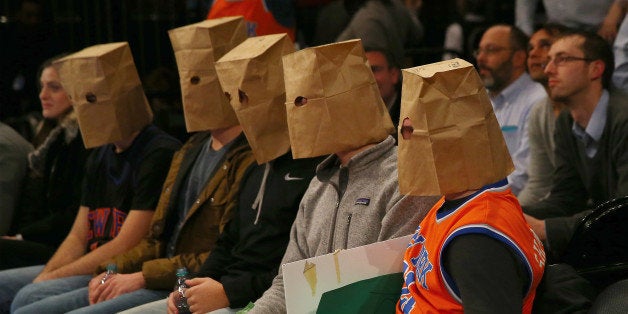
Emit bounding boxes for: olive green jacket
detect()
[96,131,254,289]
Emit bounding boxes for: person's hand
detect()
[167,291,178,314]
[33,271,54,283]
[1,235,22,240]
[90,272,145,304]
[88,272,106,304]
[524,214,547,241]
[186,277,229,314]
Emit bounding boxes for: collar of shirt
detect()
[571,89,609,157]
[490,73,533,109]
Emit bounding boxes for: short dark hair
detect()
[558,29,614,88]
[508,25,529,52]
[537,23,570,39]
[364,46,399,69]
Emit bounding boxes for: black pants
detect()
[0,239,55,270]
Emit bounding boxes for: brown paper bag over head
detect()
[168,16,247,132]
[282,39,394,159]
[397,58,514,196]
[215,34,294,164]
[54,42,153,149]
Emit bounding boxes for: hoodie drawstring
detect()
[252,163,271,225]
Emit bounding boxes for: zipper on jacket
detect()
[343,213,352,248]
[327,199,340,252]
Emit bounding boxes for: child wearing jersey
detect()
[396,59,546,313]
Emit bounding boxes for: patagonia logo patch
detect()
[355,198,370,206]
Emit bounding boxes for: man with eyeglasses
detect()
[523,29,628,262]
[475,24,547,196]
[517,23,569,207]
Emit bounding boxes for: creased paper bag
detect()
[215,33,294,164]
[282,39,394,159]
[54,42,153,149]
[168,16,247,132]
[397,58,514,196]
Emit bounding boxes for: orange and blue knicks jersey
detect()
[207,0,295,41]
[397,179,546,314]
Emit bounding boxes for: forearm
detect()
[602,1,626,30]
[42,234,140,280]
[141,252,210,290]
[40,233,86,276]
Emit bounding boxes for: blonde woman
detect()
[0,56,90,270]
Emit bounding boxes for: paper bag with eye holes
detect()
[168,16,247,132]
[215,33,294,164]
[282,39,394,159]
[397,58,514,196]
[54,42,153,149]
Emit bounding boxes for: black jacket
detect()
[196,152,322,308]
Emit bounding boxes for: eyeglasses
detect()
[547,55,594,67]
[473,46,511,58]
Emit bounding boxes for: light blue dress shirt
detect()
[490,73,547,195]
[572,90,609,158]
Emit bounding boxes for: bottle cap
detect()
[176,267,188,277]
[106,263,117,272]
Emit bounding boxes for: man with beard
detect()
[475,24,547,196]
[517,23,569,207]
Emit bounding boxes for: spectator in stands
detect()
[337,0,424,67]
[612,1,628,89]
[207,0,296,41]
[7,20,255,314]
[122,33,322,314]
[0,42,181,313]
[523,30,628,260]
[515,0,625,42]
[475,24,547,196]
[365,46,401,135]
[396,59,545,314]
[0,122,32,235]
[248,39,439,314]
[517,23,569,207]
[0,57,90,270]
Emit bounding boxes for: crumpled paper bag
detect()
[397,58,514,196]
[168,16,247,131]
[282,39,394,159]
[54,42,153,148]
[215,33,294,164]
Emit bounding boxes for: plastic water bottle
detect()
[100,263,117,284]
[174,267,191,314]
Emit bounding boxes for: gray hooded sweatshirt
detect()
[250,136,439,313]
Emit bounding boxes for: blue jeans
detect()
[0,265,43,313]
[14,286,170,314]
[11,274,91,313]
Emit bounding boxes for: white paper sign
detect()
[282,235,411,314]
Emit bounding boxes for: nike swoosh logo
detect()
[284,173,304,181]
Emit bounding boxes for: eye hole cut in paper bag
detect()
[282,39,394,159]
[397,58,514,196]
[54,42,153,149]
[168,16,247,132]
[215,33,295,164]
